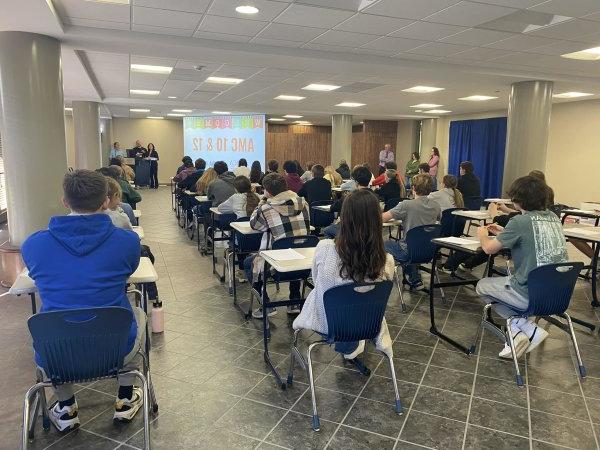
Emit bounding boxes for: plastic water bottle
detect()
[151,301,164,333]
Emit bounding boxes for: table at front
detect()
[258,247,316,389]
[562,209,600,227]
[564,224,600,309]
[229,221,261,307]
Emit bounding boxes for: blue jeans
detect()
[243,255,300,299]
[323,223,339,239]
[385,241,421,285]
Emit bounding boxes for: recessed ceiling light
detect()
[275,95,305,101]
[64,107,73,111]
[295,121,313,125]
[168,96,177,99]
[283,114,303,118]
[147,116,164,119]
[172,109,192,113]
[414,110,423,113]
[130,89,159,96]
[302,83,341,91]
[130,64,172,74]
[553,92,593,98]
[336,102,365,107]
[410,103,443,108]
[130,108,151,112]
[84,0,129,4]
[424,109,452,114]
[205,76,244,85]
[268,118,286,121]
[402,86,445,93]
[212,111,231,115]
[359,121,364,124]
[167,113,185,117]
[235,5,259,14]
[562,46,600,61]
[459,95,498,101]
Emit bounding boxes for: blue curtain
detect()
[448,117,507,198]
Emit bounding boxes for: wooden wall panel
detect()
[266,124,331,169]
[352,120,398,173]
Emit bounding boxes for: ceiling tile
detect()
[198,15,267,37]
[132,24,193,36]
[213,64,265,78]
[362,0,462,20]
[439,27,515,45]
[256,23,326,42]
[132,6,202,29]
[303,42,356,52]
[54,0,129,22]
[360,36,429,51]
[334,13,413,35]
[390,21,467,40]
[407,42,473,56]
[133,0,210,13]
[296,0,366,11]
[193,31,252,42]
[584,11,600,22]
[450,46,514,60]
[186,91,220,101]
[475,0,545,6]
[131,56,177,66]
[66,17,130,30]
[524,40,595,55]
[250,37,303,48]
[130,72,168,89]
[527,19,600,40]
[529,0,600,18]
[311,30,378,47]
[273,4,354,28]
[424,1,517,27]
[485,34,559,50]
[207,0,290,21]
[352,47,398,56]
[162,79,201,96]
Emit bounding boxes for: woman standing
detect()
[405,152,420,188]
[428,147,440,190]
[147,143,159,189]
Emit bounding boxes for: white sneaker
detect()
[48,401,80,432]
[525,326,549,354]
[252,307,277,319]
[286,305,301,315]
[113,387,144,422]
[498,331,529,359]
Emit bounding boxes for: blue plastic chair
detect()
[464,196,483,211]
[226,217,262,295]
[22,307,154,450]
[472,262,585,386]
[391,224,443,312]
[287,281,402,431]
[440,208,467,238]
[383,197,402,212]
[309,200,335,232]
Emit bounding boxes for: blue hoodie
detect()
[22,214,141,354]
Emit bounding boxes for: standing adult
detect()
[378,143,395,168]
[147,143,159,189]
[110,142,126,159]
[428,147,440,190]
[405,152,420,188]
[457,161,482,210]
[132,140,147,158]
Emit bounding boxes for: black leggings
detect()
[141,244,159,300]
[149,163,158,189]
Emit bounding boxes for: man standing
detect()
[379,143,395,167]
[132,140,147,157]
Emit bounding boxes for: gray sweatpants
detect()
[476,276,529,319]
[43,307,147,402]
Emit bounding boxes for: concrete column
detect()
[419,118,438,156]
[396,120,419,173]
[503,80,553,193]
[100,117,112,167]
[331,114,352,167]
[0,32,68,246]
[73,101,101,169]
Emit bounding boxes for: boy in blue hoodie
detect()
[22,170,144,432]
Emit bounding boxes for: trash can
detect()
[0,244,24,288]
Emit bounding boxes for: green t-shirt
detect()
[497,210,568,298]
[405,159,420,176]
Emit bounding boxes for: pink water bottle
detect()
[151,301,164,333]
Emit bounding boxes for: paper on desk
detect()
[567,209,597,214]
[262,249,305,261]
[437,237,479,246]
[567,227,600,236]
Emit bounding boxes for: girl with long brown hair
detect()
[217,175,260,218]
[293,189,395,360]
[195,167,217,195]
[428,174,464,211]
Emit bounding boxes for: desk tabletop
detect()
[133,209,142,218]
[210,206,221,215]
[432,236,481,254]
[452,210,493,220]
[133,226,144,239]
[260,247,316,273]
[230,221,261,235]
[313,205,331,212]
[484,198,512,204]
[196,195,209,202]
[564,223,600,243]
[563,209,600,219]
[383,219,402,228]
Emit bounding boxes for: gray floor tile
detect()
[411,385,471,422]
[399,410,466,449]
[292,387,357,423]
[468,397,529,437]
[328,425,396,449]
[342,397,406,438]
[215,398,286,440]
[264,411,336,449]
[530,410,597,449]
[464,425,530,449]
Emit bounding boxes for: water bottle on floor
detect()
[151,300,164,333]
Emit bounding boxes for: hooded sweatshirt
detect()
[207,171,237,206]
[248,191,311,281]
[22,214,141,355]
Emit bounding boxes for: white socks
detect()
[510,317,538,339]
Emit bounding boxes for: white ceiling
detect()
[2,0,600,123]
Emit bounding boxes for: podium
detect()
[134,158,151,187]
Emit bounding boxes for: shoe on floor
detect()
[411,281,425,291]
[252,307,277,319]
[48,401,80,432]
[286,304,301,315]
[437,266,452,274]
[114,387,144,422]
[498,331,529,359]
[459,263,472,271]
[525,326,549,354]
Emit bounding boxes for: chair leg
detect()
[307,342,323,432]
[506,317,524,387]
[246,287,255,320]
[562,313,587,378]
[35,368,51,432]
[385,354,403,415]
[394,265,406,313]
[287,329,301,385]
[138,350,159,413]
[130,370,151,450]
[433,269,446,305]
[470,303,491,354]
[22,381,52,450]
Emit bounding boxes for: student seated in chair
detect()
[298,164,332,204]
[382,173,441,290]
[218,175,260,219]
[244,172,310,318]
[476,175,568,359]
[21,170,145,432]
[294,189,395,362]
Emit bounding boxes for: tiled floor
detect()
[2,187,600,449]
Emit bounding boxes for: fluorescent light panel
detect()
[130,108,150,112]
[336,102,365,107]
[562,46,600,61]
[64,107,73,111]
[553,92,593,98]
[459,95,498,101]
[172,109,192,113]
[205,76,244,85]
[130,64,172,74]
[84,0,129,4]
[130,89,159,95]
[268,118,286,121]
[167,113,186,117]
[236,5,259,14]
[424,109,452,114]
[295,121,313,125]
[302,83,340,91]
[168,96,177,99]
[283,115,303,118]
[402,86,444,93]
[410,103,442,108]
[211,111,231,114]
[147,116,164,119]
[275,95,305,101]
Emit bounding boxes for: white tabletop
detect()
[133,226,144,239]
[260,247,316,273]
[195,195,209,202]
[564,224,600,243]
[452,210,493,220]
[313,205,332,212]
[432,236,481,253]
[133,209,141,218]
[230,221,261,235]
[484,198,512,204]
[332,187,343,192]
[183,190,197,196]
[383,219,402,228]
[562,209,600,218]
[210,206,221,215]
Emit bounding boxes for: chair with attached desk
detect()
[204,210,237,282]
[392,224,444,312]
[471,262,586,387]
[309,200,335,235]
[22,307,156,450]
[287,281,402,431]
[226,217,261,297]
